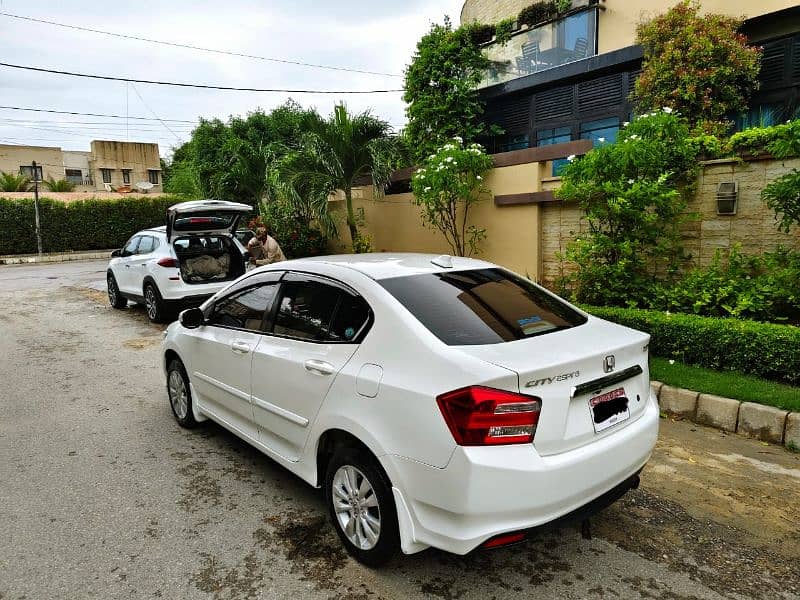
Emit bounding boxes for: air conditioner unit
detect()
[716,182,737,215]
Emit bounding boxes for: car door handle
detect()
[230,341,252,354]
[304,359,335,376]
[124,264,131,268]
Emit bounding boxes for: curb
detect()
[0,250,113,265]
[651,380,799,451]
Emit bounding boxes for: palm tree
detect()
[42,176,75,192]
[0,171,31,192]
[273,103,405,251]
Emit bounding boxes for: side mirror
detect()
[111,248,122,258]
[179,307,205,329]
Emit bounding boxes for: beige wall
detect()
[461,0,798,54]
[0,144,64,183]
[330,161,544,279]
[539,156,800,286]
[89,140,162,192]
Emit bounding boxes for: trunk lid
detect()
[166,200,252,243]
[456,317,651,456]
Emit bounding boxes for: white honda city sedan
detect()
[162,253,659,565]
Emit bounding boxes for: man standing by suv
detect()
[247,226,286,268]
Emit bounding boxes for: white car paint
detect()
[162,253,659,556]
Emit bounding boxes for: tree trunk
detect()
[345,187,359,252]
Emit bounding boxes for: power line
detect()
[0,118,194,129]
[129,82,181,141]
[0,105,196,123]
[0,62,404,94]
[0,11,401,78]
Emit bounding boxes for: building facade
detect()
[464,0,800,162]
[0,140,162,193]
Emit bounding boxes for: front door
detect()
[186,276,280,439]
[115,235,141,294]
[250,273,371,460]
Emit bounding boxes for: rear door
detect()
[186,272,281,439]
[250,273,371,461]
[166,200,252,244]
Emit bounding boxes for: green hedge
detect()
[0,196,184,255]
[586,306,800,386]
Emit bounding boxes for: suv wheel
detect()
[144,283,168,323]
[325,448,399,567]
[167,359,197,428]
[107,273,127,309]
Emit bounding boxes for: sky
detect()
[0,0,464,157]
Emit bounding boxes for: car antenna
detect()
[431,255,453,268]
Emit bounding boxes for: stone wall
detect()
[539,156,800,287]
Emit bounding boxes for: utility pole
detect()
[32,160,43,257]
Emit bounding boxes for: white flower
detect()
[662,106,673,114]
[598,137,606,143]
[428,154,435,160]
[669,359,675,365]
[630,134,639,140]
[424,186,431,192]
[566,154,576,162]
[627,178,635,184]
[623,121,630,127]
[446,156,454,162]
[476,175,482,180]
[453,136,463,143]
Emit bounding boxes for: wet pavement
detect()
[1,262,798,599]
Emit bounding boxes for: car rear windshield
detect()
[173,211,237,231]
[379,268,587,345]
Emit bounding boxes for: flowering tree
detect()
[556,109,699,305]
[411,138,493,256]
[634,1,761,135]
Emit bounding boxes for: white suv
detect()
[107,200,252,322]
[162,254,659,565]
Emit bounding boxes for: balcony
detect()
[479,6,598,89]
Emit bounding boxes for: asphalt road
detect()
[1,261,798,599]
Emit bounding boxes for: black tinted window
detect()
[273,282,339,341]
[209,284,277,331]
[379,268,587,346]
[329,295,370,342]
[173,212,237,232]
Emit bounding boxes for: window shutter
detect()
[493,95,531,133]
[791,37,800,83]
[759,40,786,89]
[577,73,623,114]
[534,86,574,121]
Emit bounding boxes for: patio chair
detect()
[515,41,540,75]
[574,37,589,58]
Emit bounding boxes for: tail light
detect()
[157,257,178,268]
[483,532,526,549]
[436,386,541,446]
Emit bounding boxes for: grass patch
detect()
[651,357,800,412]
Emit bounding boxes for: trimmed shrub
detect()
[587,305,800,386]
[0,196,185,255]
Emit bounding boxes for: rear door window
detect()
[136,236,155,254]
[379,268,587,345]
[329,295,371,342]
[273,281,340,341]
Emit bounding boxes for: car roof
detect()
[283,253,497,281]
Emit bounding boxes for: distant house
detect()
[0,140,162,192]
[464,0,800,169]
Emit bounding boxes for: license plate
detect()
[589,387,630,432]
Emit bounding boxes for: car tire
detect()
[324,447,399,567]
[144,282,168,323]
[167,359,198,428]
[107,273,127,309]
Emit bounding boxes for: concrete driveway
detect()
[1,261,798,599]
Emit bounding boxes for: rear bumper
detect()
[385,391,659,555]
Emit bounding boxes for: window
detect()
[537,126,572,176]
[329,295,371,342]
[734,103,783,131]
[148,170,159,185]
[498,134,530,153]
[136,236,155,254]
[209,284,278,331]
[122,236,140,256]
[580,117,620,147]
[273,281,340,341]
[101,168,112,184]
[122,169,131,184]
[20,165,43,181]
[379,268,587,346]
[65,169,83,185]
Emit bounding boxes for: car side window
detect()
[136,236,155,254]
[208,284,278,331]
[122,236,140,256]
[273,281,340,341]
[329,294,371,342]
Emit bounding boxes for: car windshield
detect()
[379,268,587,346]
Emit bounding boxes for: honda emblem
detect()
[603,355,615,373]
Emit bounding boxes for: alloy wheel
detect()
[332,465,381,550]
[168,370,188,419]
[107,277,117,304]
[145,288,157,320]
